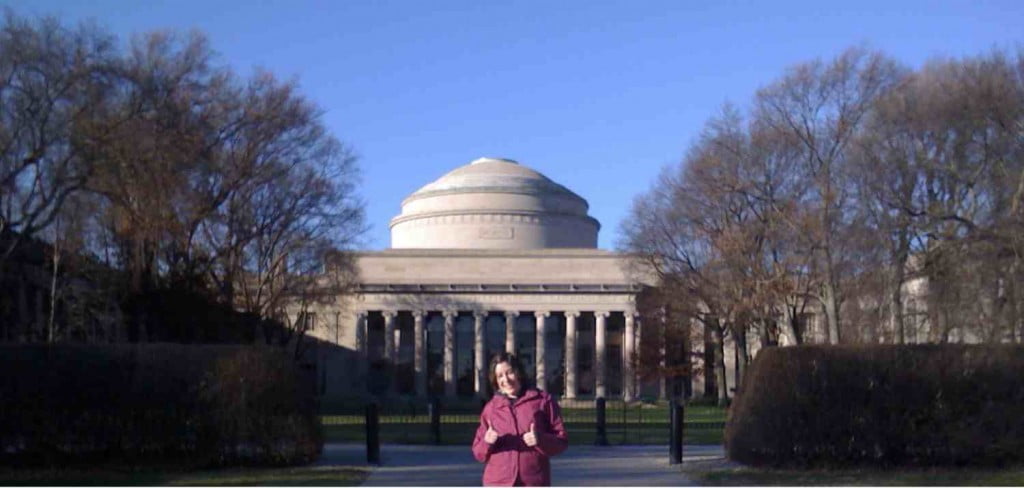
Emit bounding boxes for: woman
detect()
[472,352,568,486]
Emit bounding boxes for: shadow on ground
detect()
[317,443,725,486]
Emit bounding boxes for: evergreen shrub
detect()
[725,344,1024,467]
[0,344,321,467]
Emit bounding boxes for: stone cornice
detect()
[389,208,600,230]
[355,283,642,294]
[401,185,587,208]
[355,248,623,258]
[354,291,636,310]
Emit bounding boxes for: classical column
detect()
[505,311,518,354]
[356,312,368,355]
[383,311,397,364]
[474,311,486,397]
[333,311,341,344]
[394,321,403,361]
[356,312,368,393]
[624,313,636,402]
[564,311,578,399]
[414,311,426,397]
[15,283,27,341]
[635,316,643,400]
[34,288,44,340]
[535,311,549,391]
[444,311,457,397]
[383,311,398,395]
[595,311,608,399]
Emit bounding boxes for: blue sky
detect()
[9,0,1022,249]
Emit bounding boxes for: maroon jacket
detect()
[472,388,568,486]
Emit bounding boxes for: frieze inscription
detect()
[356,292,635,305]
[479,226,514,240]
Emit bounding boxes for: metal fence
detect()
[320,397,725,446]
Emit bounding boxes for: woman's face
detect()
[494,361,521,396]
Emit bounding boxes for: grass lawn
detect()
[0,465,369,486]
[682,460,1024,486]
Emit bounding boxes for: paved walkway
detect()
[317,443,724,486]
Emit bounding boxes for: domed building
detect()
[307,157,648,401]
[390,158,599,249]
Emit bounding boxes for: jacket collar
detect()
[518,388,541,402]
[490,387,541,408]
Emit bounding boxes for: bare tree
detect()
[225,119,363,350]
[77,30,364,345]
[848,52,1024,344]
[82,31,228,340]
[0,11,365,346]
[621,109,775,404]
[0,10,114,264]
[754,47,903,344]
[622,47,1024,405]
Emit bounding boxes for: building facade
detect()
[302,157,965,403]
[306,157,652,400]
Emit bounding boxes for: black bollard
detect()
[669,400,683,465]
[595,397,608,446]
[428,397,441,445]
[366,402,380,464]
[680,401,686,458]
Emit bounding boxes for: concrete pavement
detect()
[317,443,724,486]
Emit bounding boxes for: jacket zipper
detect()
[508,397,520,483]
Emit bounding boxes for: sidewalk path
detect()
[317,443,724,486]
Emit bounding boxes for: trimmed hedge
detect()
[0,344,322,467]
[725,345,1024,467]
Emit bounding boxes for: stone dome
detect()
[390,157,600,249]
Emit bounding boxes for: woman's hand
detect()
[523,423,537,447]
[484,421,499,445]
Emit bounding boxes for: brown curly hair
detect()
[488,352,532,392]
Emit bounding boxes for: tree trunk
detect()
[761,310,779,347]
[889,280,904,344]
[891,234,910,344]
[938,308,951,343]
[760,318,771,347]
[33,288,44,341]
[138,307,149,343]
[782,304,805,345]
[48,247,61,343]
[1011,260,1022,343]
[733,324,747,392]
[17,279,29,341]
[681,318,693,399]
[713,322,728,407]
[703,320,716,399]
[822,282,841,344]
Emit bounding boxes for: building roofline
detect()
[354,248,626,258]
